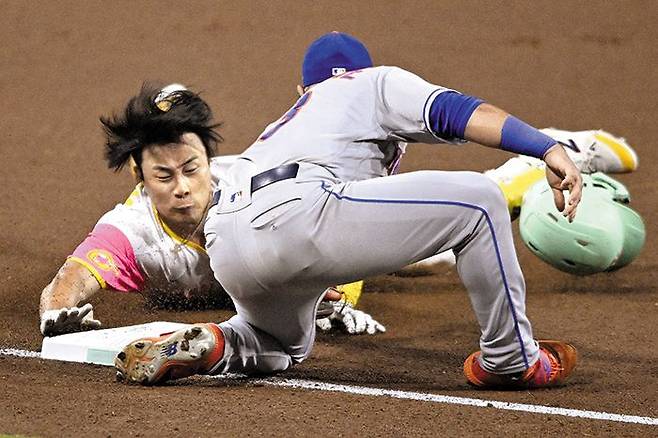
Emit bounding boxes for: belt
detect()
[251,162,300,193]
[209,163,300,208]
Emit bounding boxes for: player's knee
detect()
[484,177,507,210]
[462,173,510,228]
[255,356,293,374]
[482,182,512,228]
[467,173,508,217]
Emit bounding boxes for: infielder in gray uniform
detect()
[116,32,581,389]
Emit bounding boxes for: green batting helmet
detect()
[519,173,645,275]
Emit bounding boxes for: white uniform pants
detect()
[206,165,539,375]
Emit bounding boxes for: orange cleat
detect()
[115,323,225,385]
[464,340,577,389]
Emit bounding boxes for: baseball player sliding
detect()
[116,32,601,389]
[38,84,634,340]
[39,84,384,338]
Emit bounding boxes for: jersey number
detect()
[258,91,312,141]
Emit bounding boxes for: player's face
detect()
[141,133,212,234]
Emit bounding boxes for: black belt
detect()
[251,162,300,193]
[210,163,300,209]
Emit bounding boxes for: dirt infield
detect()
[1,1,656,436]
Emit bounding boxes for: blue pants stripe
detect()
[320,182,530,368]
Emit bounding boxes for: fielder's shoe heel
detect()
[463,340,577,389]
[114,323,225,385]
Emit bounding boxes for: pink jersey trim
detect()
[71,223,145,292]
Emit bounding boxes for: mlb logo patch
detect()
[332,67,347,76]
[230,190,243,203]
[217,186,251,213]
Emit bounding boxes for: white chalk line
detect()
[250,377,658,426]
[0,348,41,358]
[2,347,656,426]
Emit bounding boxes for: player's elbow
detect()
[429,92,485,139]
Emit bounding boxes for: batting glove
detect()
[316,301,386,335]
[40,303,102,336]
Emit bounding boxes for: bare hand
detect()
[543,144,583,222]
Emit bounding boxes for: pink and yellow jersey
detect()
[68,157,234,301]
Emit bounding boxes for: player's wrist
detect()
[500,116,556,158]
[541,143,563,161]
[40,308,64,336]
[543,144,578,176]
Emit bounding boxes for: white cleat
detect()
[541,128,639,174]
[483,155,545,185]
[114,323,224,385]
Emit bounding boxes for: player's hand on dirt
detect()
[316,301,386,335]
[543,144,583,222]
[40,303,102,336]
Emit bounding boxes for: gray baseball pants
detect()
[206,163,539,375]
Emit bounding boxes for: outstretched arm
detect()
[39,259,103,336]
[461,103,582,221]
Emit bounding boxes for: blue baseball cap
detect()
[302,32,373,87]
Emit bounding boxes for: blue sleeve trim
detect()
[500,116,556,158]
[428,91,483,139]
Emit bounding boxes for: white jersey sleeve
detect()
[375,66,457,144]
[236,66,464,182]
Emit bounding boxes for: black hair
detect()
[100,83,223,173]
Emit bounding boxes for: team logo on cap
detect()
[87,249,119,275]
[154,83,188,112]
[155,99,174,112]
